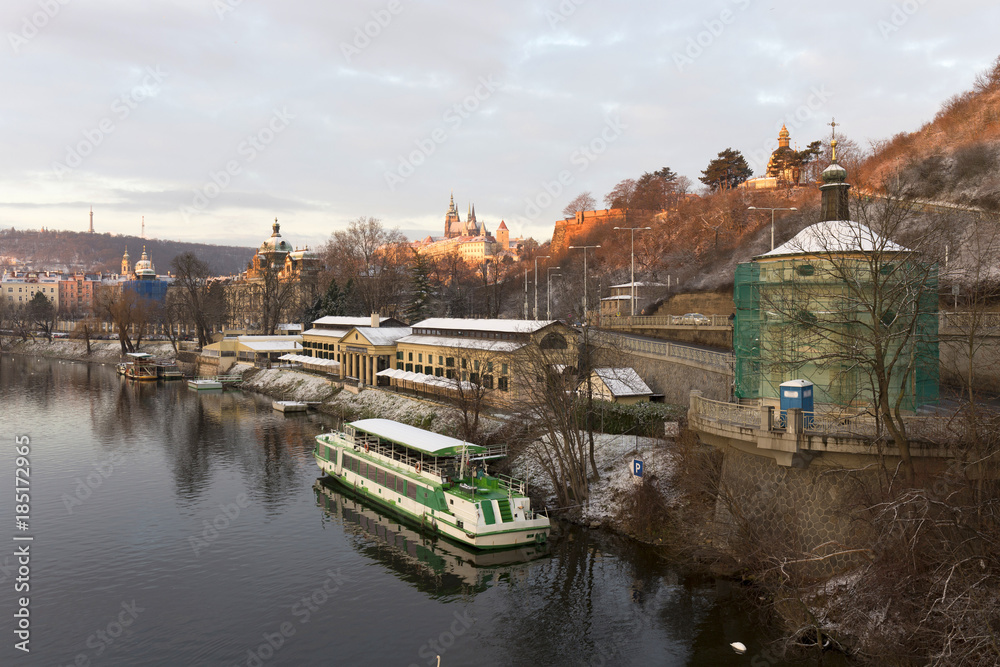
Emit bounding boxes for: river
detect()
[0,355,833,666]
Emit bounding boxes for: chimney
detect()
[371,312,379,328]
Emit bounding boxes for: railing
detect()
[608,333,734,371]
[940,312,1000,332]
[597,314,732,328]
[692,394,969,445]
[690,394,760,429]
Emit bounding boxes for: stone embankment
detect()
[5,338,178,364]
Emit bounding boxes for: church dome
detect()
[259,219,292,255]
[134,246,156,278]
[822,161,848,183]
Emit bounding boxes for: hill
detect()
[861,56,1000,210]
[0,228,254,276]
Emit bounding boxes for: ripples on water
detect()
[0,355,831,666]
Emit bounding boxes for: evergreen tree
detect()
[305,277,353,323]
[699,148,753,191]
[407,250,433,324]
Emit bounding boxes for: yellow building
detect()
[1,271,61,310]
[393,318,578,400]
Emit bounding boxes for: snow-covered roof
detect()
[410,318,556,334]
[591,367,652,397]
[601,295,632,301]
[279,354,340,368]
[347,326,412,347]
[349,418,484,456]
[238,340,302,352]
[396,334,525,353]
[312,316,390,326]
[302,328,348,338]
[758,220,909,259]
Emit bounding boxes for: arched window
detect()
[539,333,567,350]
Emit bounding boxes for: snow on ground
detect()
[9,338,176,363]
[240,368,337,402]
[512,433,677,524]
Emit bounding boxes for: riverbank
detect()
[5,338,178,364]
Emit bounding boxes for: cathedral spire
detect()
[820,118,850,221]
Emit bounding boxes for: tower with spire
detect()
[121,247,131,277]
[89,207,94,234]
[820,119,850,221]
[444,192,462,238]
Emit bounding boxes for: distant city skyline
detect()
[1,1,997,248]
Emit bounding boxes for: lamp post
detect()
[534,255,550,320]
[523,268,529,320]
[747,206,797,251]
[614,226,651,317]
[568,245,600,325]
[547,266,561,320]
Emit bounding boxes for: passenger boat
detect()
[122,352,158,381]
[314,419,550,551]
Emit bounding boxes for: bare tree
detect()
[562,192,597,218]
[96,286,150,354]
[170,252,213,348]
[323,217,410,318]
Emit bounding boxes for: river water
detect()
[0,355,828,666]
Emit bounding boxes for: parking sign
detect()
[632,459,643,477]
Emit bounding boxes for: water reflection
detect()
[314,478,546,597]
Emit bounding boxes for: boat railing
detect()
[352,435,448,480]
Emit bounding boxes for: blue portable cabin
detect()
[778,379,814,424]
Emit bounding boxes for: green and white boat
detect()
[314,419,550,550]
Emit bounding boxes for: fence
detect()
[602,332,734,371]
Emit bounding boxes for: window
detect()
[795,264,815,276]
[396,351,403,360]
[438,356,443,365]
[446,369,455,379]
[446,357,454,367]
[487,362,493,373]
[405,363,412,372]
[435,368,443,377]
[407,483,417,500]
[461,359,467,369]
[414,365,422,374]
[408,352,413,361]
[501,363,508,375]
[540,333,567,349]
[483,375,493,389]
[418,353,423,362]
[474,360,480,371]
[498,377,509,392]
[470,372,479,384]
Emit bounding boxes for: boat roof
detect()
[126,352,152,358]
[349,418,485,457]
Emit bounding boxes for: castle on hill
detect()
[412,194,524,263]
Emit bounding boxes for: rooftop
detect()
[758,220,909,259]
[349,419,484,457]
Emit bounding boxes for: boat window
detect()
[396,478,405,494]
[360,462,367,478]
[376,469,384,486]
[406,483,417,500]
[368,465,378,482]
[385,472,395,490]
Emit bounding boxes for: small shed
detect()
[587,367,653,404]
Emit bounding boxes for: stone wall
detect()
[607,350,731,403]
[714,445,869,579]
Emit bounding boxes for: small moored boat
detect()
[187,378,223,390]
[314,419,550,550]
[272,400,307,413]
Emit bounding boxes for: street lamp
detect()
[568,245,600,325]
[546,266,561,320]
[747,206,797,251]
[614,226,652,317]
[533,255,550,320]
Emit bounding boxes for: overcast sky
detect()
[1,0,997,252]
